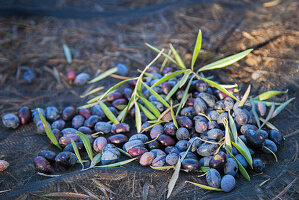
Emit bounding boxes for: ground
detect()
[0,0,298,199]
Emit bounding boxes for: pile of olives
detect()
[1,65,284,193]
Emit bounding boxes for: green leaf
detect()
[151,70,186,88]
[224,120,232,153]
[90,153,101,168]
[166,81,180,101]
[160,50,172,72]
[176,77,194,115]
[71,139,83,168]
[260,103,275,129]
[253,100,281,106]
[250,97,261,129]
[76,131,93,161]
[99,101,119,124]
[118,97,135,122]
[254,89,288,101]
[80,86,104,98]
[191,29,202,70]
[169,43,186,69]
[150,165,174,170]
[135,101,142,133]
[145,43,177,64]
[200,167,211,173]
[170,102,178,129]
[271,98,295,119]
[95,158,137,168]
[197,75,239,101]
[186,181,223,191]
[179,70,191,88]
[228,111,238,142]
[233,139,253,169]
[116,147,132,158]
[63,44,72,64]
[139,95,161,118]
[97,78,136,101]
[197,49,253,72]
[259,117,279,131]
[88,67,117,84]
[226,146,250,181]
[143,82,170,107]
[138,103,157,120]
[263,146,278,162]
[239,85,251,107]
[38,109,61,149]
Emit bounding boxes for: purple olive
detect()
[123,88,133,100]
[158,134,176,146]
[208,120,219,130]
[72,115,85,129]
[139,152,155,166]
[234,108,249,126]
[150,149,166,157]
[36,121,48,133]
[179,151,198,160]
[196,80,208,92]
[107,91,123,102]
[214,100,225,110]
[245,129,265,149]
[78,126,92,135]
[209,152,227,171]
[200,156,212,167]
[223,97,234,111]
[129,134,148,143]
[197,142,218,157]
[206,169,221,188]
[74,72,90,85]
[161,82,172,95]
[194,97,207,114]
[240,124,258,134]
[78,109,91,119]
[186,98,195,106]
[51,120,65,130]
[269,130,283,146]
[198,92,216,108]
[101,147,121,165]
[59,133,81,146]
[116,63,128,76]
[208,110,219,121]
[180,107,195,116]
[108,134,128,147]
[17,106,31,125]
[176,127,190,140]
[217,112,228,125]
[63,141,84,153]
[262,139,277,154]
[2,113,20,129]
[235,154,248,168]
[195,120,207,133]
[257,129,268,139]
[207,129,224,140]
[165,146,180,155]
[112,98,128,110]
[151,155,166,167]
[128,147,148,159]
[146,140,161,150]
[141,122,151,134]
[32,108,45,123]
[221,175,235,192]
[46,106,60,122]
[187,137,202,152]
[50,129,62,144]
[123,140,144,152]
[182,158,200,172]
[61,128,77,136]
[0,160,9,171]
[38,150,56,163]
[256,101,267,116]
[94,122,112,134]
[34,156,52,173]
[224,158,238,176]
[84,115,100,129]
[164,122,177,136]
[91,105,105,119]
[252,158,265,173]
[23,69,36,83]
[66,70,76,82]
[177,116,193,129]
[109,107,119,117]
[62,106,76,121]
[166,153,179,166]
[150,124,164,139]
[93,137,108,152]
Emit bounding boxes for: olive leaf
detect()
[228,111,238,142]
[151,70,186,88]
[166,81,181,101]
[260,103,275,129]
[253,100,281,106]
[138,95,161,118]
[90,153,101,168]
[88,67,117,84]
[197,49,253,72]
[78,102,97,109]
[87,94,106,104]
[169,43,186,69]
[95,158,137,168]
[99,101,119,124]
[134,101,142,133]
[254,89,288,101]
[71,139,84,169]
[263,146,278,162]
[170,101,178,128]
[195,74,239,101]
[160,50,172,72]
[119,97,135,122]
[250,97,261,129]
[191,29,202,70]
[259,117,279,131]
[138,103,157,120]
[116,147,132,158]
[224,119,232,153]
[176,77,194,115]
[239,85,251,107]
[226,146,250,181]
[179,70,191,88]
[232,139,253,169]
[271,98,295,119]
[38,109,62,149]
[145,43,177,65]
[200,167,211,173]
[63,44,72,64]
[76,131,93,161]
[143,82,170,107]
[186,181,223,191]
[80,86,104,98]
[150,165,174,170]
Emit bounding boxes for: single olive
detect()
[150,149,166,157]
[245,129,265,149]
[252,158,265,173]
[66,70,76,82]
[123,140,144,152]
[177,116,193,129]
[187,137,202,152]
[175,140,188,152]
[262,139,277,154]
[197,142,218,157]
[74,72,90,85]
[195,120,207,133]
[151,155,166,167]
[150,124,164,139]
[84,115,100,129]
[234,108,249,126]
[93,137,108,152]
[107,91,123,102]
[235,154,248,168]
[193,115,208,123]
[139,152,155,166]
[116,63,129,76]
[36,120,48,133]
[72,115,85,129]
[186,98,195,106]
[141,122,151,134]
[207,129,224,140]
[109,107,119,117]
[221,175,236,192]
[257,129,268,139]
[61,128,77,136]
[151,101,164,112]
[91,105,105,119]
[23,69,36,83]
[208,120,219,130]
[200,156,212,167]
[34,156,52,173]
[63,141,84,153]
[206,169,221,188]
[165,146,180,155]
[208,110,219,121]
[112,98,128,110]
[2,113,20,129]
[111,123,130,135]
[196,80,208,92]
[101,148,121,165]
[128,147,148,159]
[45,106,60,122]
[214,100,225,110]
[223,97,234,111]
[240,124,258,134]
[94,122,112,134]
[146,140,161,150]
[123,88,133,100]
[129,134,149,143]
[62,106,76,121]
[176,127,190,140]
[78,109,91,119]
[198,92,216,108]
[194,97,207,114]
[59,133,81,146]
[182,158,200,172]
[269,130,283,146]
[158,134,176,146]
[32,108,45,123]
[0,160,9,171]
[217,112,228,125]
[180,107,195,116]
[51,120,65,130]
[209,152,227,171]
[166,153,179,166]
[78,126,92,135]
[164,122,177,136]
[179,152,198,160]
[38,150,56,163]
[17,106,31,125]
[50,129,62,144]
[256,101,267,116]
[224,158,238,176]
[108,134,128,147]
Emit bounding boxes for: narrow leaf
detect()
[116,147,132,158]
[179,71,191,88]
[226,146,250,181]
[191,29,202,70]
[186,181,223,191]
[169,43,186,69]
[71,139,83,168]
[88,67,117,84]
[160,50,172,72]
[263,146,278,162]
[197,75,239,101]
[151,70,186,88]
[95,158,137,168]
[224,119,232,153]
[250,97,261,129]
[76,131,93,161]
[139,95,161,118]
[99,101,119,124]
[43,192,90,198]
[138,103,157,120]
[197,49,253,72]
[260,103,275,128]
[200,167,211,173]
[119,97,135,122]
[176,77,194,115]
[166,81,180,101]
[78,102,97,109]
[259,118,279,131]
[228,111,238,142]
[145,43,177,64]
[38,109,61,149]
[253,100,281,106]
[63,44,72,64]
[90,153,101,168]
[150,165,174,170]
[271,98,295,119]
[239,85,251,107]
[80,86,104,98]
[135,101,142,133]
[170,102,178,128]
[254,89,288,101]
[143,82,170,107]
[233,139,253,169]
